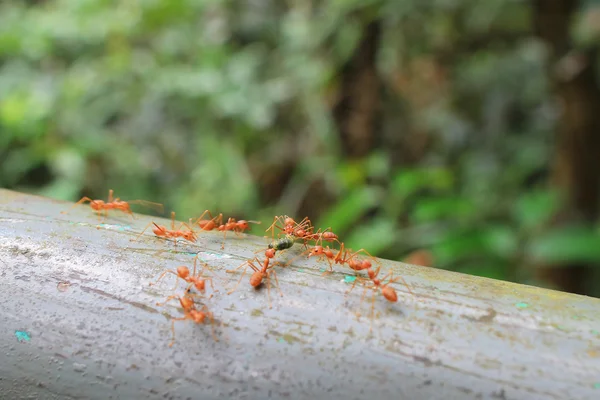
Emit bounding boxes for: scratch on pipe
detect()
[196,251,232,260]
[0,218,27,223]
[80,285,159,314]
[98,223,132,232]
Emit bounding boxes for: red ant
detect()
[156,293,217,346]
[134,211,197,245]
[193,210,224,231]
[347,265,413,330]
[305,227,339,246]
[302,243,375,275]
[307,244,348,271]
[219,217,260,239]
[149,256,214,295]
[63,189,163,221]
[226,252,282,309]
[192,211,259,249]
[266,216,313,240]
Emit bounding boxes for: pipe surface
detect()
[0,188,599,400]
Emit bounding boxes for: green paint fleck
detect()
[344,275,356,284]
[277,337,285,344]
[298,269,304,272]
[515,302,529,309]
[591,330,600,336]
[15,330,31,342]
[572,315,581,320]
[593,382,600,389]
[319,268,326,273]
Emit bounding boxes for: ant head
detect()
[177,266,190,278]
[382,286,398,303]
[90,200,104,210]
[237,220,250,230]
[179,296,194,310]
[265,248,276,258]
[309,246,323,257]
[295,228,306,237]
[284,217,295,226]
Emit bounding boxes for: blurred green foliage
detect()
[2,0,600,291]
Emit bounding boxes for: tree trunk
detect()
[333,20,382,158]
[533,0,600,295]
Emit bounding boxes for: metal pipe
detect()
[0,188,598,399]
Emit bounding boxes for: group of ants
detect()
[65,190,416,346]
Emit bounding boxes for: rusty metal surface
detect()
[0,188,599,400]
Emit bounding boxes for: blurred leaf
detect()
[317,186,382,233]
[432,228,488,266]
[456,260,507,281]
[528,226,600,264]
[391,168,454,198]
[481,224,518,258]
[344,217,396,255]
[514,189,561,231]
[412,196,473,223]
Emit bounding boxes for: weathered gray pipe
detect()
[1,188,599,399]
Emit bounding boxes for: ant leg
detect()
[62,197,94,214]
[271,269,283,298]
[319,254,335,276]
[202,305,219,342]
[284,248,312,267]
[345,275,359,296]
[349,248,381,266]
[170,211,177,230]
[221,230,228,250]
[156,294,179,307]
[133,222,155,242]
[168,317,187,347]
[369,289,377,332]
[265,274,273,309]
[205,277,215,292]
[108,189,114,203]
[226,262,249,295]
[148,269,178,289]
[388,275,414,297]
[265,216,284,238]
[193,258,216,291]
[193,210,214,226]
